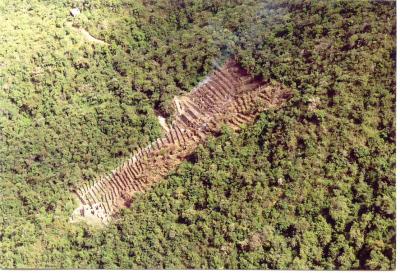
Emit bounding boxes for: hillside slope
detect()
[0,0,395,269]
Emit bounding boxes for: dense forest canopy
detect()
[0,0,395,269]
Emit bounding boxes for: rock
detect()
[158,115,169,131]
[70,7,80,17]
[308,96,321,111]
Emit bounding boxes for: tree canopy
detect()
[0,0,395,269]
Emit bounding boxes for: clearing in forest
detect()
[66,21,108,45]
[77,27,108,45]
[70,58,292,224]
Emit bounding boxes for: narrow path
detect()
[66,22,108,45]
[77,27,108,45]
[70,58,292,224]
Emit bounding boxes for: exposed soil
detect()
[66,22,108,45]
[157,115,170,131]
[70,58,292,224]
[77,27,108,45]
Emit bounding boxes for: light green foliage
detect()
[0,0,395,269]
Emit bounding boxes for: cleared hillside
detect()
[71,59,291,224]
[0,0,395,269]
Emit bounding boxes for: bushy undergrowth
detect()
[0,0,395,269]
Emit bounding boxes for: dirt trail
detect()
[70,58,292,224]
[66,22,108,45]
[77,27,108,45]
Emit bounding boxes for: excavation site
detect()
[2,0,395,269]
[70,59,292,224]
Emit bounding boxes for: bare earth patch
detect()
[70,58,292,224]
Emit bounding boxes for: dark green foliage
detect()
[0,0,395,269]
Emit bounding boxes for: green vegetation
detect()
[0,0,395,269]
